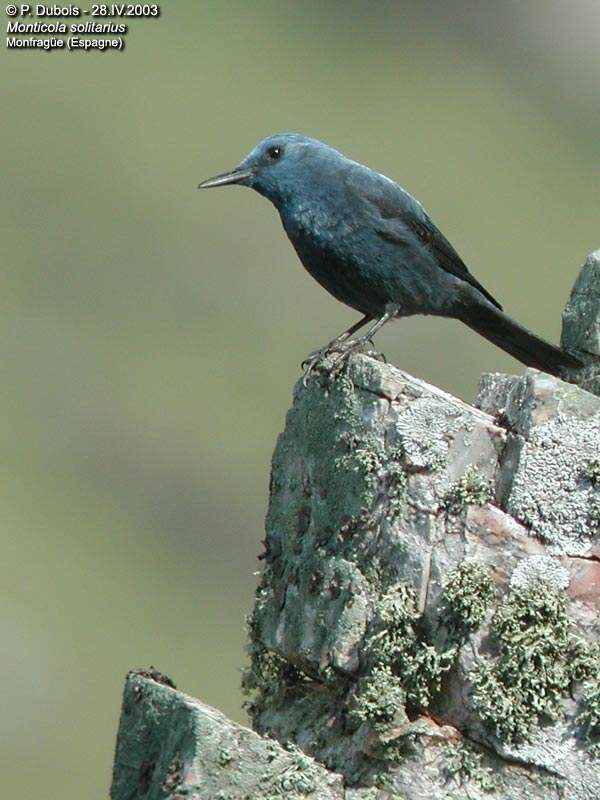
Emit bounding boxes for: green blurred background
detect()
[1,1,599,795]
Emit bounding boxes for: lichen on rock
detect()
[443,466,494,515]
[469,577,599,748]
[362,583,454,712]
[470,581,568,742]
[244,354,599,797]
[441,560,496,635]
[442,740,500,794]
[112,249,600,800]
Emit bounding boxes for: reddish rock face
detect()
[569,560,600,610]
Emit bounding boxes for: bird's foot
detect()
[301,340,350,386]
[301,336,385,386]
[363,337,387,363]
[329,336,386,372]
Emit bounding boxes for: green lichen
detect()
[334,434,384,526]
[334,435,407,526]
[268,368,408,547]
[471,590,600,749]
[579,682,600,758]
[443,740,499,793]
[571,639,600,756]
[443,465,494,514]
[589,496,600,535]
[568,637,600,684]
[335,436,382,476]
[385,447,408,520]
[442,560,495,636]
[350,665,406,728]
[242,642,306,721]
[273,743,322,795]
[217,747,233,766]
[470,581,571,743]
[587,457,600,487]
[359,584,454,717]
[267,370,368,553]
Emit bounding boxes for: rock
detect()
[244,353,600,797]
[110,670,347,800]
[111,251,600,800]
[477,370,600,556]
[561,249,600,396]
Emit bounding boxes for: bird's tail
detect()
[460,302,582,377]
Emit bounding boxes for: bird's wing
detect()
[344,168,503,311]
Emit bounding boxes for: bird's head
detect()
[199,133,337,206]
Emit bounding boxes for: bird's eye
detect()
[267,145,282,160]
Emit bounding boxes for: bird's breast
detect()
[279,202,393,316]
[282,201,356,247]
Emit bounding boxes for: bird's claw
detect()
[301,349,339,385]
[365,348,387,363]
[301,340,352,385]
[301,350,327,386]
[301,337,386,385]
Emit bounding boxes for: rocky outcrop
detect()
[111,251,599,799]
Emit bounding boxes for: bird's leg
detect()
[301,315,373,384]
[328,314,374,349]
[329,308,396,370]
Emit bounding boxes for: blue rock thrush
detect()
[199,133,581,382]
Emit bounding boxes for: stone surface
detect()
[477,370,600,556]
[244,353,600,798]
[561,249,600,396]
[111,352,600,798]
[111,670,348,800]
[111,253,600,799]
[254,356,504,677]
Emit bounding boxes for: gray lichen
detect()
[508,556,570,591]
[393,395,458,471]
[505,413,600,554]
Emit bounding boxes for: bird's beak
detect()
[198,167,253,189]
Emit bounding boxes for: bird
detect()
[199,133,582,383]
